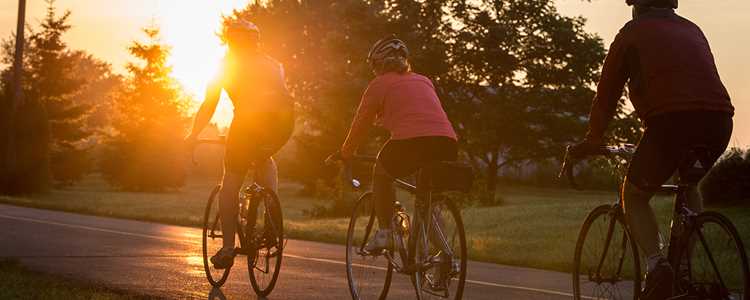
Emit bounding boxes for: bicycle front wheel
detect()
[411,198,467,300]
[346,192,394,300]
[573,204,641,300]
[202,185,231,287]
[246,189,284,297]
[677,211,750,300]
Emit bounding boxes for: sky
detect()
[1,0,748,147]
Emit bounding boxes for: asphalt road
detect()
[0,204,589,299]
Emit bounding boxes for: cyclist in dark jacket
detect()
[572,1,734,299]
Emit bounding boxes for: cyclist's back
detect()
[220,52,290,114]
[618,10,732,116]
[589,7,733,140]
[342,71,456,154]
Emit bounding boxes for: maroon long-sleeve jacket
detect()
[585,9,734,143]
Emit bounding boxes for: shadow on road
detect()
[208,287,227,300]
[208,287,268,300]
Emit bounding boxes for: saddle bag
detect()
[421,161,474,193]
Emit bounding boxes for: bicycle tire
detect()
[676,211,750,300]
[573,204,641,300]
[202,185,231,287]
[346,192,394,300]
[411,198,467,300]
[247,189,284,297]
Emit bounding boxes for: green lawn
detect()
[2,176,749,274]
[0,260,153,300]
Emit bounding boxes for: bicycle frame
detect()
[346,161,453,276]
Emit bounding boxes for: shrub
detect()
[700,148,750,206]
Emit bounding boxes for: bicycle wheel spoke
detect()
[346,192,393,300]
[574,205,640,300]
[680,213,748,299]
[413,200,466,300]
[247,190,283,297]
[202,186,231,287]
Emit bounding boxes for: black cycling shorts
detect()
[224,109,294,175]
[377,136,458,179]
[627,111,733,191]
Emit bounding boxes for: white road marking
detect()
[0,213,595,299]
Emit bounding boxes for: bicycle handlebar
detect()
[558,144,636,190]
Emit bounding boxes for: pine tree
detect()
[0,1,98,192]
[99,26,191,191]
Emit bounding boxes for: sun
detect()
[157,0,250,128]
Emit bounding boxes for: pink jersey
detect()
[341,72,457,156]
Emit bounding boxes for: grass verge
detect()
[0,259,154,300]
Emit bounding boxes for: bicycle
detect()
[194,138,284,297]
[334,155,472,300]
[561,144,750,299]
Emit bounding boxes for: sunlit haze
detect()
[1,0,748,146]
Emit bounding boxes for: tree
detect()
[0,1,101,192]
[443,0,611,204]
[99,26,191,191]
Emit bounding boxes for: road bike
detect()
[562,144,749,299]
[337,156,472,300]
[195,138,284,297]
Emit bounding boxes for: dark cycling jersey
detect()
[211,52,294,174]
[586,9,734,143]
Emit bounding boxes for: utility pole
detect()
[4,0,27,191]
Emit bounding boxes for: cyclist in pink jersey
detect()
[329,36,458,251]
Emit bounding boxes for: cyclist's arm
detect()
[187,80,222,139]
[340,80,384,158]
[585,29,631,144]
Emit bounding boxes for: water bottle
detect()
[393,201,410,236]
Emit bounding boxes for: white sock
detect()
[647,254,665,272]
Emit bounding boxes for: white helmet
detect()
[368,35,409,63]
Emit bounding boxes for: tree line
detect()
[0,2,190,194]
[0,0,641,202]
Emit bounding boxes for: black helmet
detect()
[367,36,409,63]
[626,0,678,8]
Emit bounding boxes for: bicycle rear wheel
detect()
[573,204,641,300]
[677,211,750,300]
[202,185,231,287]
[246,189,284,297]
[346,192,394,300]
[411,198,467,300]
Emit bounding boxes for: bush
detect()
[700,148,750,206]
[98,27,190,192]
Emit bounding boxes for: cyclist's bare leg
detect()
[622,181,663,261]
[373,163,396,230]
[255,157,278,194]
[219,171,244,249]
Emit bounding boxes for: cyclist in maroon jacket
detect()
[571,1,734,299]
